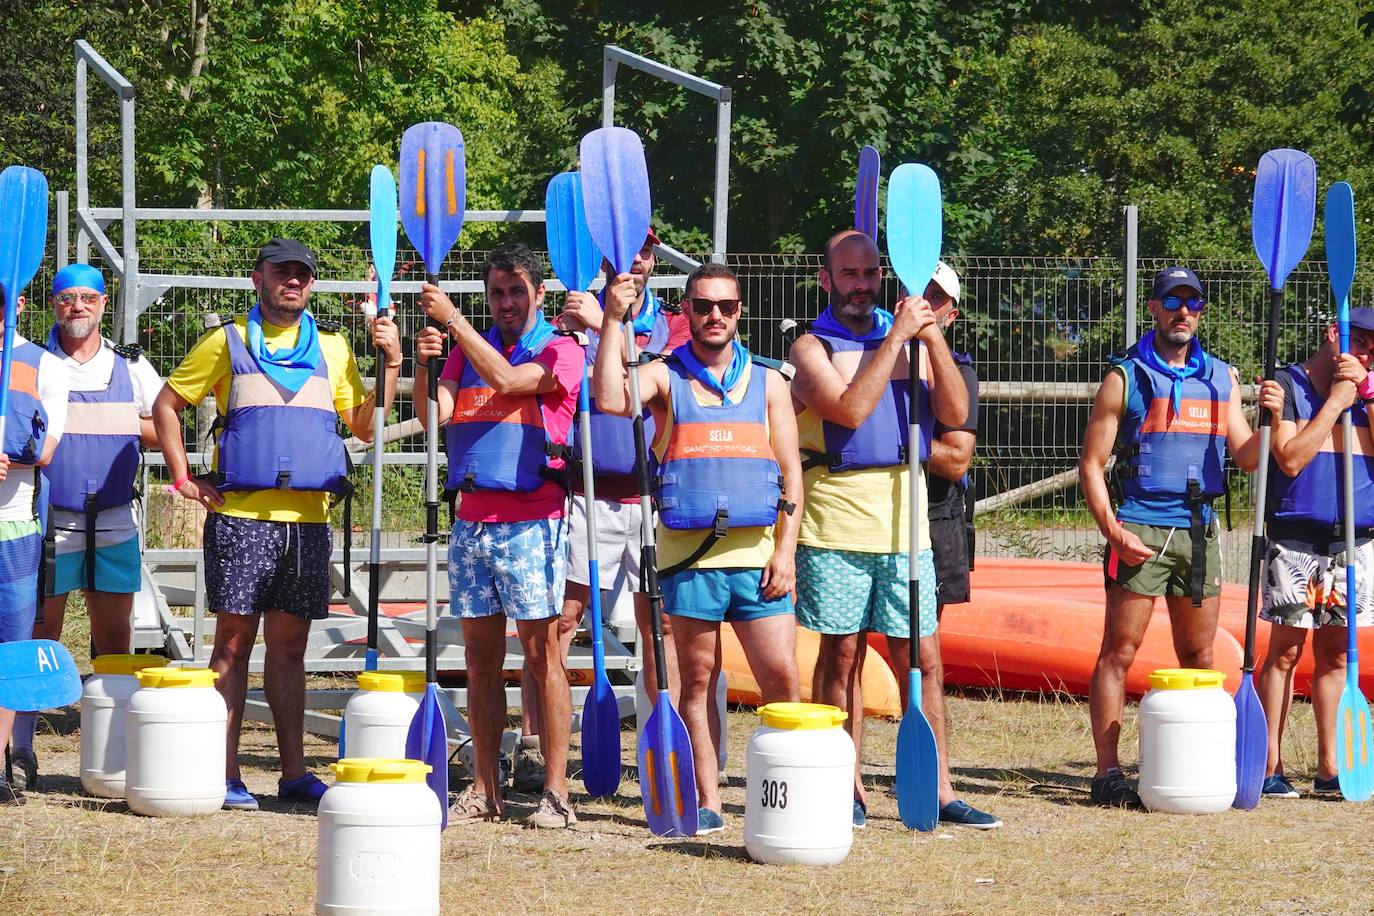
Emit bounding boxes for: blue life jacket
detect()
[1269,364,1374,529]
[42,338,142,512]
[445,335,571,493]
[1114,340,1231,525]
[571,306,671,481]
[214,324,351,493]
[802,333,930,472]
[657,356,783,530]
[2,341,50,465]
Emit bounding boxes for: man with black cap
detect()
[1079,265,1264,807]
[152,239,402,811]
[1254,307,1374,799]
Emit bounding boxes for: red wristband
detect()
[167,474,191,495]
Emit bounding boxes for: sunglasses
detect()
[686,297,742,317]
[54,291,103,306]
[1159,294,1206,313]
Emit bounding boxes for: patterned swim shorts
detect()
[205,514,333,620]
[448,517,568,621]
[795,545,938,639]
[1261,536,1374,629]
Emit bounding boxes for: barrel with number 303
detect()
[744,703,855,865]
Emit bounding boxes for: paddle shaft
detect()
[907,340,921,671]
[576,360,608,672]
[1341,310,1360,667]
[624,319,669,689]
[365,301,387,665]
[0,317,12,447]
[425,278,443,683]
[1243,288,1284,672]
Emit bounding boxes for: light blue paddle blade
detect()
[546,172,605,293]
[638,690,698,837]
[885,163,943,296]
[1326,181,1357,349]
[580,128,651,276]
[0,639,80,712]
[855,145,881,240]
[369,165,398,316]
[398,123,467,278]
[895,668,939,830]
[1336,664,1374,802]
[405,685,450,829]
[0,166,49,426]
[1251,149,1316,291]
[1232,672,1267,808]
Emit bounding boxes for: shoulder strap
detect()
[316,318,342,333]
[112,342,142,362]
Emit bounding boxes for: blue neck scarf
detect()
[1138,331,1209,416]
[489,317,557,367]
[674,340,749,406]
[599,287,661,337]
[811,305,893,341]
[247,304,321,393]
[45,324,67,357]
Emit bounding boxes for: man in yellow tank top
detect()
[594,262,804,835]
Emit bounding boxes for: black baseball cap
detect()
[255,238,318,276]
[1150,265,1203,301]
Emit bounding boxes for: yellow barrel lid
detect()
[332,758,432,784]
[759,702,848,730]
[1148,668,1226,690]
[92,654,164,676]
[357,671,427,693]
[135,667,220,689]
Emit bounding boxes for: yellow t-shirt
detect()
[167,316,367,523]
[653,360,778,570]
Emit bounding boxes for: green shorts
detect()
[1104,520,1222,599]
[795,545,938,639]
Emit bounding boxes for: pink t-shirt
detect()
[440,333,583,522]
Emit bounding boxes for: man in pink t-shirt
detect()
[417,243,582,829]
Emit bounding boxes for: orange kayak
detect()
[721,623,902,717]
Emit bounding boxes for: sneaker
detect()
[223,779,260,811]
[524,789,577,829]
[9,747,37,792]
[450,785,500,824]
[696,807,725,835]
[1089,768,1142,808]
[938,799,1002,829]
[1262,774,1300,798]
[0,773,23,807]
[513,739,546,795]
[1313,775,1342,797]
[852,799,867,830]
[279,773,329,804]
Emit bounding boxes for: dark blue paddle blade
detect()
[581,672,623,799]
[855,145,880,240]
[896,669,939,830]
[399,123,466,277]
[580,128,651,276]
[0,639,80,712]
[546,172,605,293]
[1326,181,1357,342]
[405,686,450,829]
[1251,149,1316,291]
[1336,664,1374,801]
[1232,672,1267,808]
[885,163,942,296]
[369,165,398,316]
[637,690,698,837]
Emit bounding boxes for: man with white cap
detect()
[9,263,162,793]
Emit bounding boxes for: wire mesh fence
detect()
[21,248,1348,581]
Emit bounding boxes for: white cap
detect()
[930,261,960,303]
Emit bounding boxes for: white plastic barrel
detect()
[80,654,164,798]
[744,702,855,865]
[317,758,441,916]
[635,666,728,769]
[342,671,426,760]
[1138,667,1236,814]
[125,667,227,817]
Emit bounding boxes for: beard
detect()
[58,315,101,339]
[690,324,732,351]
[261,286,307,318]
[1161,324,1194,345]
[830,284,878,320]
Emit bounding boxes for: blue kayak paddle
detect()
[364,164,397,676]
[886,162,942,832]
[1236,148,1316,809]
[855,145,880,240]
[400,122,467,828]
[582,126,698,837]
[1326,181,1374,802]
[545,171,621,799]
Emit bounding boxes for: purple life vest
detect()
[1269,364,1374,528]
[42,340,141,512]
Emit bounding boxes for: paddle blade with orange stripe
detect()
[399,122,466,283]
[637,689,698,837]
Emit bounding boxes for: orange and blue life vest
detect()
[2,340,50,465]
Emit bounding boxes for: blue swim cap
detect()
[51,263,106,296]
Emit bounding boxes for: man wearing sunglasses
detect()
[1253,307,1374,799]
[1080,265,1263,807]
[788,230,975,829]
[9,265,163,795]
[593,261,803,835]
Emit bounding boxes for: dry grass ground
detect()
[3,688,1368,916]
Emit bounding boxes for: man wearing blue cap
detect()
[1254,307,1374,798]
[1080,265,1264,807]
[0,290,68,804]
[7,264,164,794]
